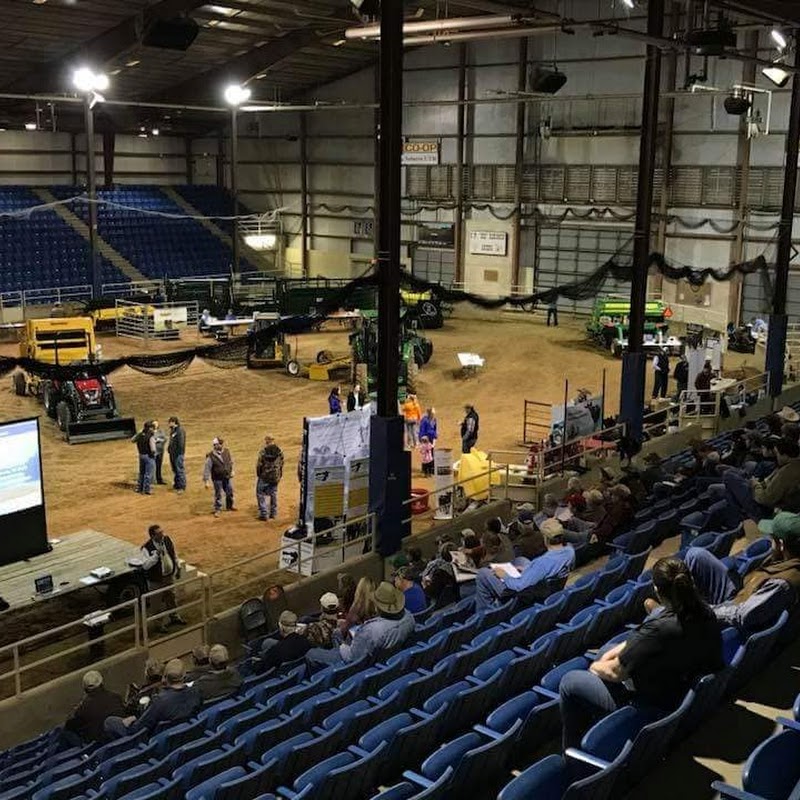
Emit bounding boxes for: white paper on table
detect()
[491,563,521,579]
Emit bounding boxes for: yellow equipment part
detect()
[20,317,95,364]
[456,448,502,501]
[308,355,352,381]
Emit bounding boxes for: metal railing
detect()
[140,573,208,649]
[205,512,376,617]
[522,399,552,445]
[677,371,770,431]
[102,280,163,298]
[400,465,510,526]
[115,298,199,341]
[0,598,140,698]
[24,284,93,307]
[642,402,681,439]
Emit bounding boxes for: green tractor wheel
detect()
[407,360,419,395]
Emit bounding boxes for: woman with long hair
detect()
[346,576,376,628]
[559,556,723,750]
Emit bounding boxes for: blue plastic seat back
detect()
[473,650,516,683]
[729,611,788,692]
[185,766,247,800]
[280,724,344,782]
[500,641,552,695]
[446,719,523,793]
[742,728,800,799]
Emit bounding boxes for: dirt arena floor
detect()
[0,308,763,579]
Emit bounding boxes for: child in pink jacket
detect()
[419,436,434,476]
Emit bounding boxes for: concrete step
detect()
[34,189,147,283]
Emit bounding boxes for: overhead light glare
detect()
[224,83,251,105]
[621,0,634,8]
[151,127,160,136]
[25,122,37,131]
[771,29,788,50]
[73,67,109,93]
[244,233,277,250]
[125,59,140,67]
[255,73,267,79]
[333,38,346,46]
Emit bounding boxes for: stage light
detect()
[224,83,251,105]
[244,233,277,249]
[73,67,110,93]
[763,64,791,87]
[771,29,787,50]
[724,90,751,116]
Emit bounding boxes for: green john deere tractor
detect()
[586,298,682,357]
[350,310,433,400]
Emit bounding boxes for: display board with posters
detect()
[152,306,188,332]
[469,231,508,256]
[550,394,603,445]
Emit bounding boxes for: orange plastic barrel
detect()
[410,488,430,514]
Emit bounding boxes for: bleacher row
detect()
[0,185,252,293]
[1,404,798,800]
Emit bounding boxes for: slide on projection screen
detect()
[0,417,48,567]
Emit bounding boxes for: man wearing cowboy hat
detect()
[777,405,800,425]
[306,581,414,668]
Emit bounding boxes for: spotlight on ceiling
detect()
[621,0,634,8]
[724,88,751,116]
[72,67,109,93]
[762,63,791,88]
[224,83,251,106]
[24,122,37,131]
[151,127,160,136]
[771,28,788,50]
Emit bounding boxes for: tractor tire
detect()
[422,339,434,364]
[42,383,58,418]
[407,360,419,395]
[12,372,26,397]
[286,359,301,377]
[316,350,334,364]
[56,401,72,434]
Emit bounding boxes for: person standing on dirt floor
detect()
[132,421,156,495]
[461,404,480,454]
[401,393,423,448]
[203,437,236,517]
[256,435,284,521]
[547,297,559,327]
[152,420,167,485]
[167,416,186,492]
[347,382,368,412]
[652,348,670,399]
[328,386,342,415]
[140,525,185,632]
[419,407,438,450]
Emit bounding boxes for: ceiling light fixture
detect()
[125,59,140,67]
[333,38,346,46]
[151,127,160,136]
[762,63,791,87]
[621,0,634,8]
[224,83,251,105]
[771,29,788,50]
[72,67,109,93]
[25,122,37,131]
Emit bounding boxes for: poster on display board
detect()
[433,447,454,520]
[299,406,373,531]
[550,395,603,445]
[469,231,508,256]
[152,306,188,332]
[402,141,439,165]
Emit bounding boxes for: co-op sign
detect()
[401,140,440,165]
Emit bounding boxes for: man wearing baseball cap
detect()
[203,437,236,517]
[63,670,125,746]
[257,610,310,673]
[304,592,340,649]
[682,511,800,632]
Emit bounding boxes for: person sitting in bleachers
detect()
[680,512,800,632]
[559,557,723,751]
[575,489,607,525]
[62,670,125,747]
[474,541,575,610]
[104,658,201,740]
[478,530,515,567]
[186,645,211,681]
[394,566,427,614]
[257,611,310,673]
[307,581,414,668]
[124,658,164,715]
[303,593,340,649]
[507,505,547,560]
[421,542,459,608]
[563,477,586,512]
[193,645,242,702]
[718,438,800,522]
[460,529,485,568]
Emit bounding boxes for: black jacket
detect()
[258,632,310,673]
[168,425,186,458]
[142,535,178,581]
[65,687,126,743]
[194,667,243,702]
[347,390,367,412]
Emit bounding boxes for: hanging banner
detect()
[433,447,454,520]
[550,395,603,445]
[469,231,508,256]
[402,141,440,165]
[152,306,188,332]
[347,456,370,521]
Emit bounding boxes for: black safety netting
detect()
[0,250,769,381]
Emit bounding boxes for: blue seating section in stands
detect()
[1,401,799,800]
[174,185,247,238]
[0,187,125,293]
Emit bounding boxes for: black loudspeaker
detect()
[143,17,199,51]
[529,66,568,95]
[369,415,411,557]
